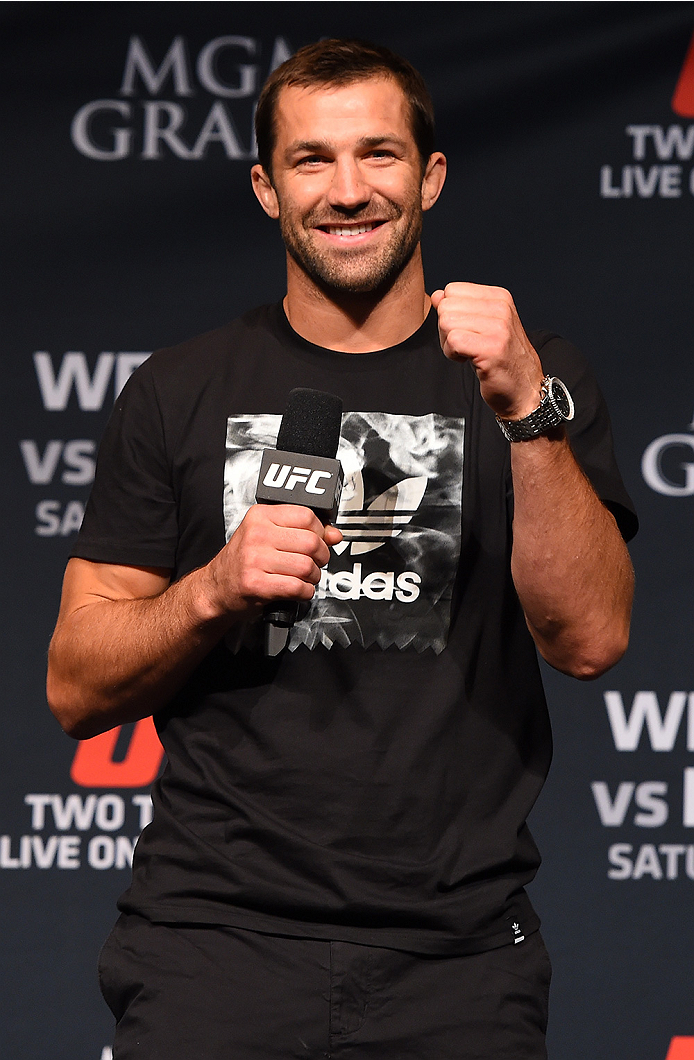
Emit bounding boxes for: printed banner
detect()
[2,6,693,1059]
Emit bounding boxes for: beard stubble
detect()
[278,194,424,295]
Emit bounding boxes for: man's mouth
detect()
[316,221,385,238]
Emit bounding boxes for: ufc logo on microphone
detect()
[262,463,332,495]
[256,448,344,521]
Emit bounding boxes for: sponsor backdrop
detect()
[2,3,693,1058]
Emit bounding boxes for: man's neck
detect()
[283,250,430,353]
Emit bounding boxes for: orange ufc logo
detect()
[666,1038,694,1060]
[672,29,694,116]
[70,716,164,788]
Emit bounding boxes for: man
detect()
[48,39,636,1059]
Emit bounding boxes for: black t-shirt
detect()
[72,303,636,955]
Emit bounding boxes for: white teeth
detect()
[325,223,376,237]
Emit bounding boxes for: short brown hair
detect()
[255,38,435,178]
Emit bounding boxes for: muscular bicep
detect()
[56,557,172,623]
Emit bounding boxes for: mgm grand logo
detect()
[71,34,292,161]
[642,409,694,496]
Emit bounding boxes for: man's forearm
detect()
[47,566,234,740]
[47,504,342,740]
[510,431,634,679]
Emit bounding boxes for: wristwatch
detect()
[495,375,574,442]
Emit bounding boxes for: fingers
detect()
[434,284,515,362]
[433,281,544,419]
[262,504,342,563]
[324,523,344,548]
[207,504,341,616]
[264,524,332,573]
[436,284,518,346]
[243,505,332,579]
[437,318,516,365]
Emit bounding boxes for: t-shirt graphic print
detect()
[223,411,464,654]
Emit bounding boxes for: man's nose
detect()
[327,157,370,210]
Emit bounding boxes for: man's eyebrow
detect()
[357,135,409,151]
[285,135,409,157]
[285,139,333,157]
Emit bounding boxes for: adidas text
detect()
[317,563,421,603]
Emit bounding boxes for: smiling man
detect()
[253,75,439,301]
[48,39,636,1060]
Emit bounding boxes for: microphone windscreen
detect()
[276,388,343,459]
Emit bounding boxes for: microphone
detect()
[256,388,344,656]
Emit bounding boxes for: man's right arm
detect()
[47,504,341,740]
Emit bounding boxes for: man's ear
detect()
[251,164,280,219]
[420,152,447,212]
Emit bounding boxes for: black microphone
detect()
[256,388,344,656]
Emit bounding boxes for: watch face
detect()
[549,378,574,420]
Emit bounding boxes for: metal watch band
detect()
[495,375,575,442]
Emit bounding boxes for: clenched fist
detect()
[203,504,343,621]
[430,282,545,421]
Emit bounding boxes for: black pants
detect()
[100,914,551,1059]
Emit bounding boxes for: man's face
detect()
[254,77,440,294]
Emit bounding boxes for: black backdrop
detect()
[2,4,694,1058]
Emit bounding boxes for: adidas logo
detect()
[333,471,427,556]
[317,471,426,603]
[316,562,421,603]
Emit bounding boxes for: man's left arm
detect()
[432,282,634,680]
